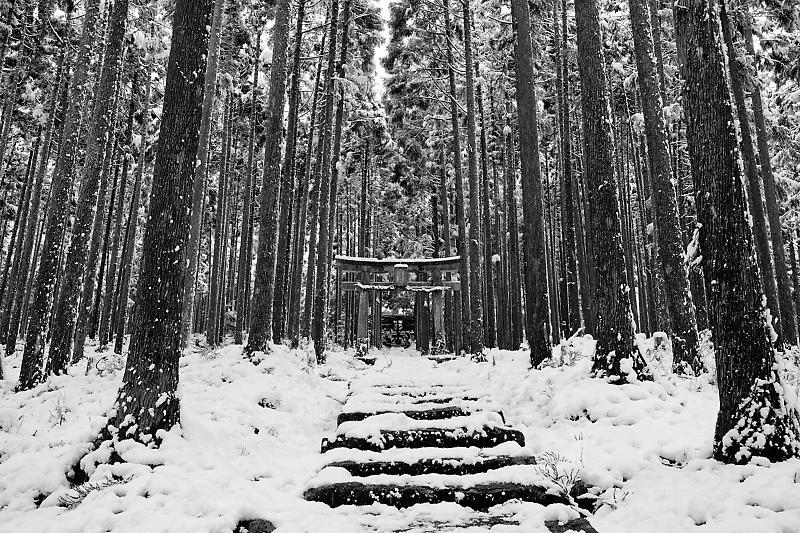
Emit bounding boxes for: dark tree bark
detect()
[675,0,799,463]
[47,0,129,372]
[575,0,648,382]
[106,0,214,444]
[719,6,783,345]
[505,99,523,350]
[73,94,120,362]
[114,58,152,355]
[245,0,292,355]
[442,0,471,351]
[99,69,138,348]
[477,77,496,348]
[16,0,100,391]
[234,33,260,345]
[207,97,232,347]
[2,47,65,354]
[554,0,581,336]
[312,0,351,362]
[741,17,798,345]
[0,135,36,346]
[511,0,551,366]
[273,0,307,342]
[461,2,484,355]
[792,232,800,326]
[628,0,701,372]
[288,27,326,347]
[183,0,226,345]
[91,150,120,341]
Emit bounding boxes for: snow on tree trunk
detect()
[575,0,649,382]
[628,0,701,373]
[511,0,551,367]
[675,0,800,463]
[106,0,214,443]
[245,0,292,355]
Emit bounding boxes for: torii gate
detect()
[334,255,461,353]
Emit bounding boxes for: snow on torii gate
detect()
[334,255,461,351]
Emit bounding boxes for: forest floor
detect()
[2,337,800,532]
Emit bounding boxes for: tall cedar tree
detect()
[16,0,100,391]
[313,0,352,362]
[183,0,226,345]
[49,0,129,370]
[3,45,67,358]
[235,33,261,345]
[114,58,152,355]
[675,0,800,463]
[741,17,798,345]
[442,0,472,348]
[555,0,582,336]
[511,0,551,366]
[461,2,484,355]
[628,0,701,372]
[718,5,783,346]
[575,0,649,381]
[274,0,307,341]
[106,0,214,443]
[246,0,292,355]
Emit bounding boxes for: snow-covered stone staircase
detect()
[304,358,599,532]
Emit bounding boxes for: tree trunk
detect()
[461,2,484,356]
[554,0,581,336]
[114,57,152,355]
[99,69,138,348]
[628,0,701,372]
[273,0,307,342]
[742,16,798,345]
[719,6,783,345]
[73,93,120,362]
[234,33,260,345]
[675,0,799,463]
[477,67,496,349]
[106,0,214,444]
[312,0,351,362]
[287,24,327,346]
[16,0,100,391]
[511,0,551,366]
[575,0,647,382]
[442,0,471,352]
[91,154,120,340]
[2,46,65,354]
[0,136,36,346]
[182,0,226,346]
[245,0,291,354]
[48,0,129,372]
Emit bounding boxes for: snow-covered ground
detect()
[2,338,800,532]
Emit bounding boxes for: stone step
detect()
[303,481,565,511]
[379,515,520,532]
[321,426,525,452]
[378,517,598,533]
[546,517,600,533]
[403,395,479,405]
[324,454,536,477]
[348,388,475,401]
[337,406,505,426]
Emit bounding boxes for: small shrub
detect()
[536,451,580,500]
[58,475,133,510]
[49,394,71,427]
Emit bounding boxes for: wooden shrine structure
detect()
[334,256,461,354]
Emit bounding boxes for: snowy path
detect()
[303,350,597,532]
